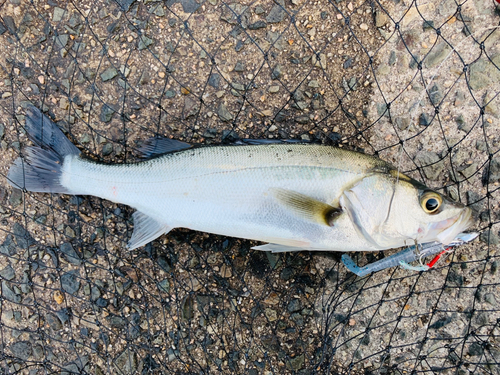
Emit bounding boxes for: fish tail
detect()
[7,106,80,193]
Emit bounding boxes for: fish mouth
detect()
[434,207,474,245]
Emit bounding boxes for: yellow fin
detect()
[270,188,342,226]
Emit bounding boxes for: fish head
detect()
[341,171,474,249]
[391,179,474,245]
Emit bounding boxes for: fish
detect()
[7,106,474,252]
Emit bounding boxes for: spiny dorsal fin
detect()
[270,188,342,226]
[138,137,191,158]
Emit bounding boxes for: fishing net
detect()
[0,0,499,373]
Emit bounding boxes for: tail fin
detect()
[7,106,80,193]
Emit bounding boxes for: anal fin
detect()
[252,243,305,253]
[127,211,171,250]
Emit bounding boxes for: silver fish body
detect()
[8,107,473,251]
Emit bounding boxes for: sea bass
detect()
[8,106,473,252]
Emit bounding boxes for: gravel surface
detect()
[0,0,499,374]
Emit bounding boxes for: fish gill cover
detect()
[0,0,499,374]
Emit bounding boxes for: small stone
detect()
[138,35,153,50]
[164,90,176,98]
[46,313,63,331]
[476,140,488,152]
[271,64,282,80]
[484,91,498,117]
[220,264,232,278]
[287,299,301,313]
[469,55,500,90]
[95,297,108,308]
[261,110,273,117]
[181,295,194,320]
[54,290,65,304]
[234,61,245,72]
[177,0,200,13]
[116,0,136,12]
[375,11,388,27]
[254,5,265,14]
[483,157,500,184]
[100,104,115,123]
[286,354,305,371]
[102,143,113,156]
[268,124,277,131]
[114,349,137,375]
[468,343,484,357]
[208,73,220,88]
[467,191,483,212]
[376,64,390,75]
[308,80,319,88]
[422,20,434,31]
[424,42,451,68]
[266,3,286,23]
[484,293,496,305]
[222,129,239,142]
[53,7,66,22]
[428,84,442,106]
[10,341,32,361]
[395,116,410,130]
[2,280,20,303]
[295,115,309,124]
[264,308,277,321]
[59,243,81,265]
[61,270,81,295]
[0,123,4,139]
[459,163,477,179]
[389,51,397,65]
[100,67,117,82]
[183,97,200,119]
[311,53,327,69]
[261,334,280,352]
[419,112,430,127]
[343,57,353,69]
[217,104,234,122]
[456,114,472,132]
[429,315,452,329]
[268,86,279,93]
[181,87,190,95]
[65,226,76,238]
[0,265,15,280]
[158,279,170,293]
[248,20,267,30]
[479,229,499,245]
[9,188,22,208]
[0,20,6,36]
[138,71,149,85]
[414,151,444,180]
[359,23,368,31]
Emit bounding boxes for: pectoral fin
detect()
[271,188,342,226]
[127,211,171,250]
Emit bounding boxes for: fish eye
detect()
[421,192,442,214]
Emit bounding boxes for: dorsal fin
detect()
[138,137,191,158]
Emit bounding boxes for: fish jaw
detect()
[424,207,474,245]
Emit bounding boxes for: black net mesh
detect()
[0,0,499,374]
